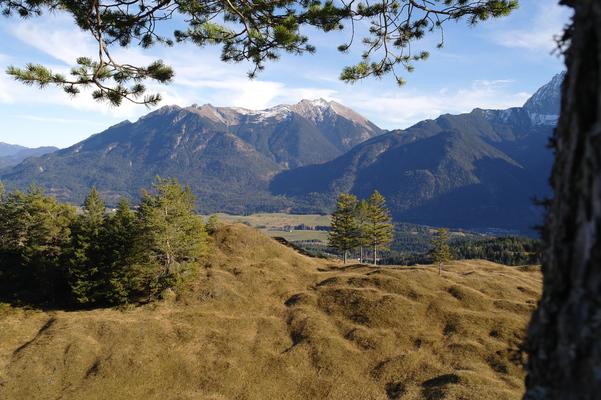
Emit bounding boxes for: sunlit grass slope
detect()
[0,224,540,400]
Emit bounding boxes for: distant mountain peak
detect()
[1,75,558,234]
[0,97,383,207]
[523,71,565,125]
[148,98,377,131]
[298,98,331,107]
[0,142,27,157]
[289,98,372,127]
[187,103,241,124]
[0,143,58,169]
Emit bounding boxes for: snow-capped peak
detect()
[172,98,375,129]
[523,71,564,126]
[302,98,331,108]
[252,104,292,120]
[288,98,334,121]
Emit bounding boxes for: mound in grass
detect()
[0,224,541,400]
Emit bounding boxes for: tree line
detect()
[328,191,393,265]
[452,236,541,266]
[0,178,209,308]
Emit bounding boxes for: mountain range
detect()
[0,100,381,212]
[272,74,561,232]
[0,143,58,170]
[0,73,563,233]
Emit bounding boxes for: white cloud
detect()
[15,114,104,125]
[492,1,571,52]
[276,87,338,104]
[0,58,532,133]
[173,75,339,111]
[2,15,294,116]
[0,8,544,145]
[473,79,514,87]
[230,81,284,110]
[0,68,147,120]
[0,73,15,103]
[9,16,95,64]
[336,79,531,129]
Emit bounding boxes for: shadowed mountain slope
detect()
[271,74,562,234]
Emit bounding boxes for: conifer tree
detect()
[355,200,370,264]
[68,187,106,304]
[365,191,393,265]
[137,177,207,298]
[83,187,105,225]
[0,186,76,303]
[328,193,360,264]
[98,199,142,305]
[206,214,221,235]
[431,228,452,275]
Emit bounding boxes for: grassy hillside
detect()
[0,224,540,400]
[211,214,539,266]
[213,212,332,228]
[212,213,332,244]
[210,213,484,246]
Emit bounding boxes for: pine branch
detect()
[1,0,518,106]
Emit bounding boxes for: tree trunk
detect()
[525,1,601,398]
[360,246,364,264]
[343,250,347,264]
[373,245,377,266]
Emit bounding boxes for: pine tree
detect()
[97,199,142,305]
[2,1,516,106]
[0,186,76,303]
[83,187,105,225]
[206,214,220,235]
[328,193,360,264]
[365,191,393,265]
[137,177,207,298]
[355,200,370,264]
[68,187,106,305]
[431,228,452,275]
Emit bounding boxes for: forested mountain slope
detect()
[0,100,382,211]
[271,74,562,233]
[0,74,561,233]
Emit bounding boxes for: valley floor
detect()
[0,225,541,400]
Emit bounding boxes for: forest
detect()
[0,178,208,307]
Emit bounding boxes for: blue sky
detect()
[0,0,571,148]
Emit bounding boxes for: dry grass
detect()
[0,224,541,400]
[211,213,332,228]
[264,229,330,243]
[211,213,331,243]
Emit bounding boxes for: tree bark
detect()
[373,245,377,266]
[525,1,601,398]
